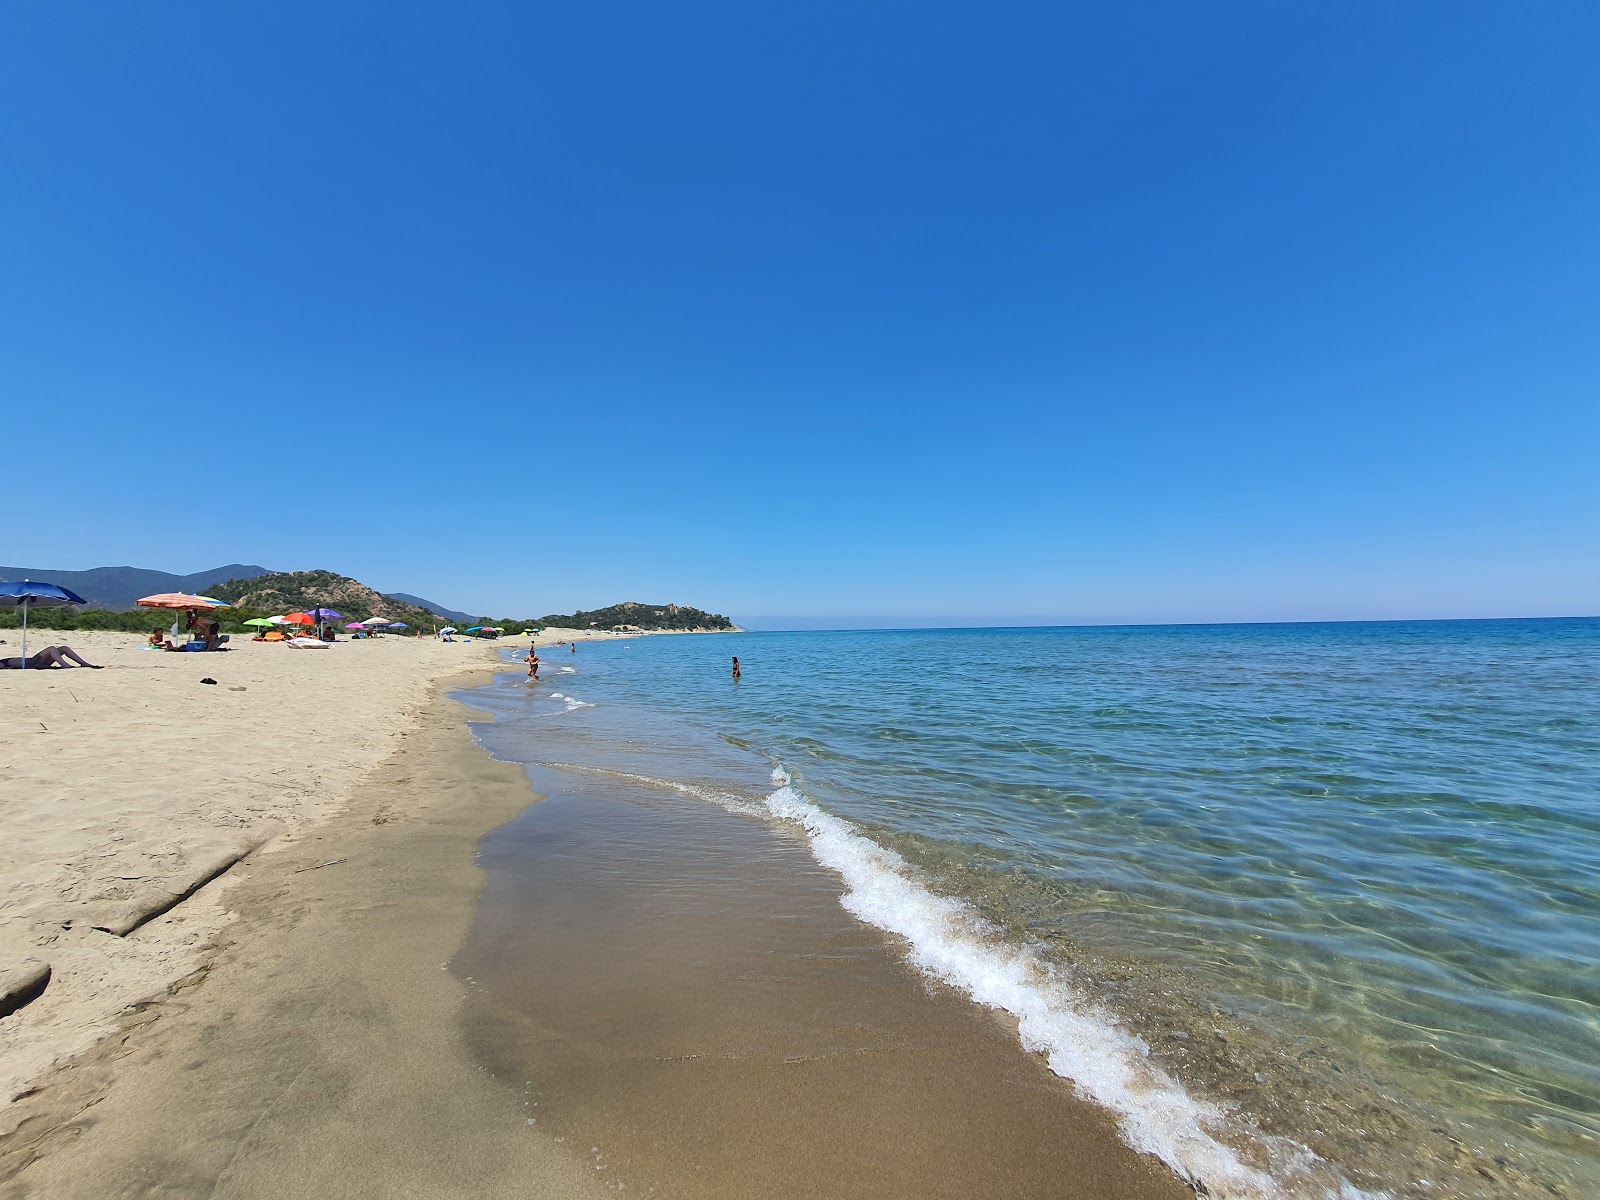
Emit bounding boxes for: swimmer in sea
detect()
[731,655,741,680]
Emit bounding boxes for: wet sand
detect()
[454,766,1193,1200]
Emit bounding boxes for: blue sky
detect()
[4,2,1597,627]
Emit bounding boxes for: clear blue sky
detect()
[5,2,1597,627]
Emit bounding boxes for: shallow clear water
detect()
[471,620,1600,1197]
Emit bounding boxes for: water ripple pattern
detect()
[483,619,1600,1195]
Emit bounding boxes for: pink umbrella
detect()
[345,622,364,630]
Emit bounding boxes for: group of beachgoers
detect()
[144,610,227,653]
[515,643,742,683]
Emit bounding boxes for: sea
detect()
[458,619,1600,1199]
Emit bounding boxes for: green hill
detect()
[538,602,736,632]
[0,568,737,637]
[208,571,440,627]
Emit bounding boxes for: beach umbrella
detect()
[438,627,458,636]
[344,622,364,630]
[386,622,407,629]
[282,613,315,626]
[136,593,226,609]
[137,592,228,641]
[360,616,389,627]
[307,607,341,638]
[465,626,485,632]
[243,618,275,628]
[0,580,88,667]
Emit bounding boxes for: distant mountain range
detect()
[0,564,274,611]
[384,592,478,624]
[0,564,475,621]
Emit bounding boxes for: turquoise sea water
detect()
[470,619,1600,1198]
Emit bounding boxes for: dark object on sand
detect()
[201,677,218,685]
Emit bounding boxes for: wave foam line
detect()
[536,763,768,817]
[524,758,1373,1198]
[764,766,1378,1200]
[547,692,595,712]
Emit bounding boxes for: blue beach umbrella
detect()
[0,581,89,668]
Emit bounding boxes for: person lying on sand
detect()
[2,645,103,669]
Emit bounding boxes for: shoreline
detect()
[2,633,1194,1199]
[456,754,1194,1200]
[461,629,1597,1199]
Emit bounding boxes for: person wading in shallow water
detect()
[526,648,540,679]
[731,656,741,680]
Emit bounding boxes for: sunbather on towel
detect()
[1,645,103,669]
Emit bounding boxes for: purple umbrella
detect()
[309,608,341,638]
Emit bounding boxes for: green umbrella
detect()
[243,618,275,627]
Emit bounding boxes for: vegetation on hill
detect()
[0,570,440,636]
[208,571,439,627]
[536,602,736,631]
[0,572,736,637]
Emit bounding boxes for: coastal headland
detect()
[0,627,1190,1199]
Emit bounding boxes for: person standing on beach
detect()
[731,656,741,680]
[526,648,540,679]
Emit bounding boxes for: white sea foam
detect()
[761,765,1380,1200]
[557,666,576,674]
[547,692,596,713]
[525,755,1375,1198]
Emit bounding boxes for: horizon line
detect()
[731,612,1600,633]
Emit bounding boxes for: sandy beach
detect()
[0,625,596,1118]
[0,625,1190,1199]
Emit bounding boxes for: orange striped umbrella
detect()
[136,593,227,609]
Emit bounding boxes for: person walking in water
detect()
[731,656,741,680]
[526,648,540,679]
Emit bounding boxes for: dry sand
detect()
[1,663,612,1199]
[0,624,596,1114]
